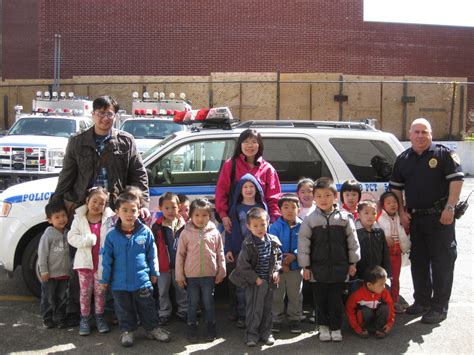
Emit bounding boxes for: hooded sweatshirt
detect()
[175,220,226,281]
[225,173,267,255]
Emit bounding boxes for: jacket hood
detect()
[231,173,266,209]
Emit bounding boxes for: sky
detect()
[364,0,474,28]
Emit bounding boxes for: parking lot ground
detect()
[0,178,473,354]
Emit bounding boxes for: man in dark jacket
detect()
[51,95,149,214]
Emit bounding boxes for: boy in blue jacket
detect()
[101,191,171,347]
[269,193,303,334]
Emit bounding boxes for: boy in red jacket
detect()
[345,265,395,339]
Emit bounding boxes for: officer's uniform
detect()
[389,143,463,313]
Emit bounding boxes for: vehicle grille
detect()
[0,146,48,171]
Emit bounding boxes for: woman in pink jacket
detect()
[215,128,282,234]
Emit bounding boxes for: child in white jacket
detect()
[377,191,411,314]
[68,187,115,335]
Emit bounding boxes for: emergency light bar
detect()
[173,107,235,128]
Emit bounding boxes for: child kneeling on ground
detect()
[345,265,395,339]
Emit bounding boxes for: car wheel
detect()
[21,233,42,298]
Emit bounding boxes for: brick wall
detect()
[1,0,39,78]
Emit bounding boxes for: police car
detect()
[0,92,93,190]
[0,107,404,297]
[119,92,190,154]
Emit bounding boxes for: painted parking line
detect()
[0,295,37,302]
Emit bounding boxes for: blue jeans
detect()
[187,277,215,324]
[113,287,159,331]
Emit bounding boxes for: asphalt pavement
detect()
[0,178,473,354]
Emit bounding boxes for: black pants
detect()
[312,282,345,331]
[358,304,389,332]
[41,279,68,323]
[410,214,457,313]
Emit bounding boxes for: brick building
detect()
[1,0,473,126]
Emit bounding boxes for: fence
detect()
[0,76,472,140]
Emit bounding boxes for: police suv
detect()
[0,107,404,297]
[0,91,93,190]
[119,92,190,154]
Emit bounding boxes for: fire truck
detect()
[119,91,191,153]
[0,91,93,190]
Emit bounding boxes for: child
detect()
[377,191,411,314]
[38,201,71,329]
[345,266,395,339]
[269,193,303,334]
[67,187,115,335]
[298,177,360,342]
[354,200,392,289]
[226,173,267,327]
[175,199,226,343]
[296,178,316,219]
[340,180,362,220]
[229,207,282,347]
[177,194,191,221]
[100,191,170,347]
[151,192,187,325]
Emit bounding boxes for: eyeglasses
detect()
[94,111,116,119]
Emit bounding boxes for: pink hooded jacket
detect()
[215,154,281,221]
[175,220,226,281]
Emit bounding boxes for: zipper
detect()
[199,229,204,276]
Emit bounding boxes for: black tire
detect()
[21,233,42,298]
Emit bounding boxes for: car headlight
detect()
[1,201,12,217]
[48,149,65,169]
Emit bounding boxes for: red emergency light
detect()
[2,147,11,153]
[152,109,158,115]
[24,148,34,154]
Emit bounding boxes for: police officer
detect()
[389,118,463,324]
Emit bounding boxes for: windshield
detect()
[141,133,177,160]
[121,119,184,140]
[8,117,76,137]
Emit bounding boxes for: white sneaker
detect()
[331,329,342,342]
[319,326,331,342]
[120,331,134,347]
[146,327,171,342]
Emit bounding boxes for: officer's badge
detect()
[451,152,461,165]
[428,158,438,168]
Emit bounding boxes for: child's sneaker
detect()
[308,310,316,324]
[289,320,302,334]
[205,321,217,342]
[42,319,55,329]
[331,329,343,342]
[158,316,170,326]
[319,326,331,342]
[272,322,282,333]
[95,313,110,333]
[176,312,187,322]
[147,327,171,342]
[236,317,246,329]
[246,340,257,347]
[264,334,275,346]
[120,331,134,347]
[187,323,199,343]
[394,303,406,314]
[79,315,91,336]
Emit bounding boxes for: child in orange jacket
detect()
[346,266,395,339]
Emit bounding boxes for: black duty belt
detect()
[409,207,441,216]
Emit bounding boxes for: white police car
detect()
[0,107,404,296]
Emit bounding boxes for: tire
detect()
[21,233,42,298]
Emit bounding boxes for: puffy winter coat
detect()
[298,207,360,282]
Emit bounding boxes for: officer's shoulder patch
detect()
[451,152,461,165]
